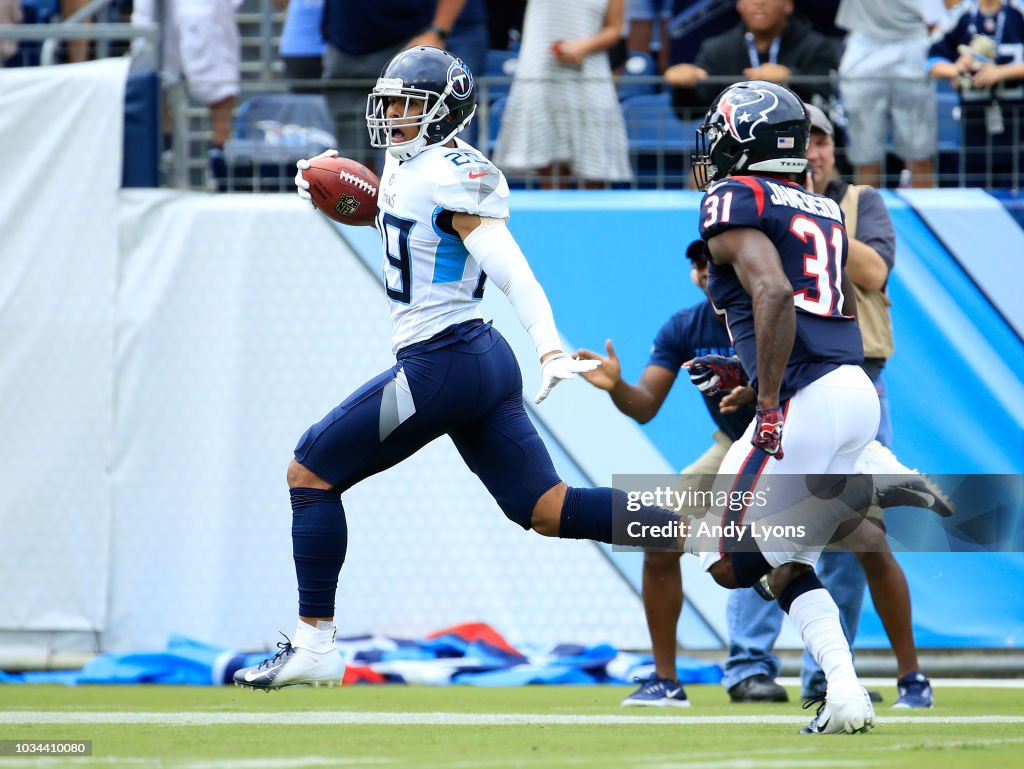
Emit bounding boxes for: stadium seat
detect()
[224,93,337,192]
[483,49,518,103]
[621,92,696,187]
[617,50,659,102]
[621,92,694,152]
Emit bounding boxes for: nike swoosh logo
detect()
[245,664,281,682]
[666,688,682,698]
[468,171,489,179]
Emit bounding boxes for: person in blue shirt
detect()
[275,0,325,92]
[577,240,791,707]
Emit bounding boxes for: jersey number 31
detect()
[790,214,846,317]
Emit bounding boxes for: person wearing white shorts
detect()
[133,0,241,181]
[836,0,937,187]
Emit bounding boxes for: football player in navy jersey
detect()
[686,80,878,734]
[576,241,776,709]
[231,46,682,691]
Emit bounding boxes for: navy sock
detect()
[290,487,347,618]
[777,569,824,614]
[559,486,680,545]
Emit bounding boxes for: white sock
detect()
[293,619,336,653]
[786,589,858,692]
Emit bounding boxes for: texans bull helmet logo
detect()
[716,87,780,144]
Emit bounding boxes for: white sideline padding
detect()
[2,183,651,655]
[0,59,128,636]
[108,193,648,652]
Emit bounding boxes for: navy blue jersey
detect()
[928,1,1024,104]
[648,301,755,441]
[698,175,864,402]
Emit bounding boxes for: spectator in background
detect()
[835,0,936,188]
[274,0,325,93]
[438,0,489,80]
[321,0,487,171]
[627,0,674,72]
[132,0,242,188]
[921,0,955,32]
[575,242,788,708]
[0,0,21,67]
[484,0,526,49]
[494,0,633,187]
[928,0,1024,188]
[61,0,91,63]
[664,0,837,117]
[424,0,489,147]
[802,101,937,706]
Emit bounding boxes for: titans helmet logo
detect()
[717,87,779,143]
[447,60,474,100]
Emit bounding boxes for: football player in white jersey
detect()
[234,46,681,690]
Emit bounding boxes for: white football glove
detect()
[294,148,338,206]
[534,353,601,405]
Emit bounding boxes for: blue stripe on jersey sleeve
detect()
[430,206,471,284]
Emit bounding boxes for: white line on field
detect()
[646,761,868,769]
[781,677,1024,689]
[0,760,388,769]
[2,712,1023,726]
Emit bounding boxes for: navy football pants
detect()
[294,321,561,529]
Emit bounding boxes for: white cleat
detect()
[233,634,345,691]
[801,685,875,735]
[856,440,955,518]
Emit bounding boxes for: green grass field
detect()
[2,684,1023,769]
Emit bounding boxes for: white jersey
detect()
[376,139,511,354]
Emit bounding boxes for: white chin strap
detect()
[386,104,478,161]
[388,134,429,161]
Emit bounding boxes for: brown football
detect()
[302,156,379,226]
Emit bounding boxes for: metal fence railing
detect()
[177,74,1022,194]
[2,12,1021,194]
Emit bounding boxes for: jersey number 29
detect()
[381,211,488,304]
[382,212,413,304]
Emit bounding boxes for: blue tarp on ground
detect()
[0,622,723,687]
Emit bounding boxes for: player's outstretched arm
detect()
[453,213,599,404]
[576,341,675,423]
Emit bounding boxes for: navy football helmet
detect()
[366,46,477,161]
[691,80,810,190]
